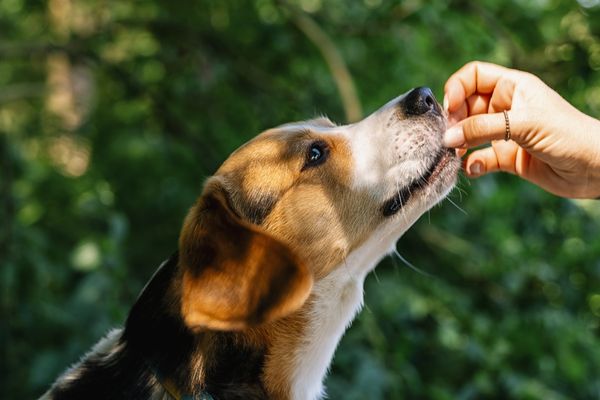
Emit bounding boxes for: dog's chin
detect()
[419,147,461,208]
[382,146,460,218]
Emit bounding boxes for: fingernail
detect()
[443,125,465,148]
[469,161,483,176]
[443,94,449,112]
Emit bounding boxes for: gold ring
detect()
[503,110,511,141]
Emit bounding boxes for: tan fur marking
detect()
[173,97,458,398]
[179,187,313,331]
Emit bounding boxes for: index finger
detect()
[444,61,514,113]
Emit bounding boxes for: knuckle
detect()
[463,117,486,142]
[512,108,540,141]
[517,71,544,88]
[461,60,481,74]
[466,60,482,74]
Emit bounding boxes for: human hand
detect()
[443,61,600,199]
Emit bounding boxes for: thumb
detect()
[443,110,525,148]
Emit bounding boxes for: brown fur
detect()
[212,126,382,279]
[172,121,384,398]
[175,120,390,397]
[43,90,456,400]
[179,184,313,331]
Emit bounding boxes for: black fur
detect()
[44,253,270,400]
[238,193,278,226]
[48,346,155,400]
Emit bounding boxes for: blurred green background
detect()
[2,0,600,399]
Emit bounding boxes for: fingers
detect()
[463,142,521,177]
[456,148,467,158]
[448,94,491,126]
[462,143,585,199]
[444,61,516,114]
[467,94,491,116]
[443,110,525,148]
[448,101,468,126]
[488,77,516,113]
[463,147,497,177]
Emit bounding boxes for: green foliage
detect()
[2,0,600,398]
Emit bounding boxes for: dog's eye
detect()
[309,146,322,162]
[303,141,328,170]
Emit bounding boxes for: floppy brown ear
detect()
[178,184,313,331]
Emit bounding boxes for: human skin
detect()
[442,61,600,199]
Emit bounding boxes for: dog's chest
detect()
[289,267,365,400]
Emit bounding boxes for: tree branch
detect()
[281,3,362,122]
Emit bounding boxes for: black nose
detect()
[400,87,439,116]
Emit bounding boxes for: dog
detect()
[41,87,460,400]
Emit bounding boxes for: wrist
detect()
[565,110,600,199]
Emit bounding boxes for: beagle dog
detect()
[42,87,460,400]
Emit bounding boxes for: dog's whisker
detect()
[391,179,410,227]
[457,187,468,201]
[446,197,468,215]
[392,248,436,279]
[372,267,381,284]
[452,186,465,201]
[400,205,410,226]
[389,252,402,278]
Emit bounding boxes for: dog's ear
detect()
[178,182,312,331]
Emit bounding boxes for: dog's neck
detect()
[266,227,396,399]
[120,229,394,400]
[261,266,365,400]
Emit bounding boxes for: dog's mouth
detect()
[382,147,455,216]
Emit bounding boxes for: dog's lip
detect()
[427,147,454,183]
[381,147,455,216]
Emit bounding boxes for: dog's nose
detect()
[400,87,439,116]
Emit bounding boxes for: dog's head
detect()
[178,87,460,330]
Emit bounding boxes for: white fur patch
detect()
[289,267,364,400]
[287,90,458,399]
[289,221,406,400]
